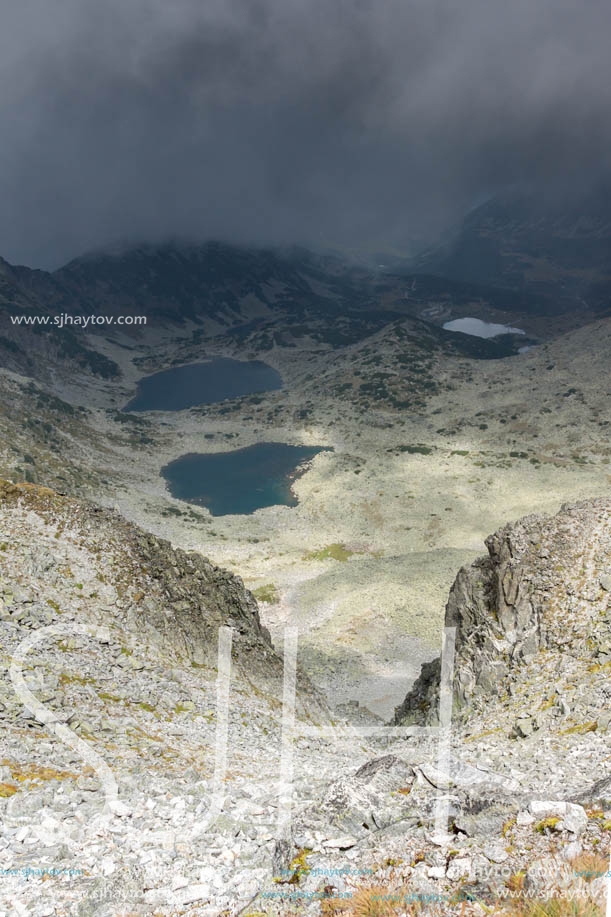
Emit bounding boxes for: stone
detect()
[562,840,582,860]
[516,810,535,826]
[427,865,446,879]
[0,486,610,916]
[271,837,292,875]
[144,888,170,906]
[76,865,146,917]
[446,858,471,880]
[323,836,358,849]
[108,800,132,817]
[429,832,454,847]
[560,805,588,835]
[310,755,415,837]
[174,884,211,906]
[171,874,189,890]
[483,843,508,863]
[529,799,567,817]
[528,800,588,834]
[558,697,571,716]
[514,716,534,738]
[597,711,611,732]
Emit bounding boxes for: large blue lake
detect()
[161,443,330,516]
[124,358,282,412]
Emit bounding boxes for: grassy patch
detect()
[59,672,96,687]
[1,760,79,786]
[560,721,598,735]
[252,583,279,604]
[304,543,355,562]
[535,816,561,834]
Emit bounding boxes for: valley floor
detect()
[0,316,609,718]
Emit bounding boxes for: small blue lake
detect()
[124,358,282,412]
[161,443,330,516]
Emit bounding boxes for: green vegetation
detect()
[252,583,279,604]
[276,848,312,885]
[398,444,434,455]
[535,816,561,833]
[304,543,356,562]
[56,332,119,379]
[24,384,78,416]
[561,721,598,735]
[111,411,150,426]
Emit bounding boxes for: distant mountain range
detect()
[1,189,609,381]
[412,187,611,315]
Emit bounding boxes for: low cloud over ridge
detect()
[2,0,611,267]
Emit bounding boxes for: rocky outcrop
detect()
[396,497,611,725]
[0,480,279,680]
[270,498,610,912]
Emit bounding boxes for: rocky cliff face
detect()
[0,480,279,680]
[396,497,611,729]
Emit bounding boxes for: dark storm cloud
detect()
[2,0,611,267]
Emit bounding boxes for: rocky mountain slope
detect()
[413,187,611,319]
[396,497,611,736]
[0,481,282,678]
[3,186,610,391]
[4,214,604,386]
[0,257,119,382]
[1,488,609,915]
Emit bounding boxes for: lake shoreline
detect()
[124,357,282,412]
[161,442,332,516]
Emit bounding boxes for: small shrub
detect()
[397,444,434,455]
[535,816,561,833]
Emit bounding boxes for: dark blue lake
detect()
[124,358,282,412]
[161,443,330,516]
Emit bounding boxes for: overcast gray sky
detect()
[2,0,611,268]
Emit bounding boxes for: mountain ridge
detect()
[413,187,611,317]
